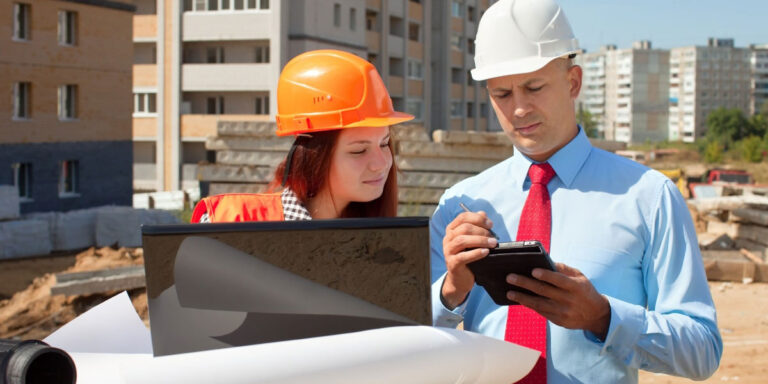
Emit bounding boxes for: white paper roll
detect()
[71,326,538,384]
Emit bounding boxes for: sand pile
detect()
[0,247,148,340]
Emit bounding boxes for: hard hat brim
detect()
[344,112,415,128]
[471,55,564,81]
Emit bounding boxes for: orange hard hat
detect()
[275,50,414,136]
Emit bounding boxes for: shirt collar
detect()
[510,125,592,190]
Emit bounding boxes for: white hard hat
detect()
[471,0,579,81]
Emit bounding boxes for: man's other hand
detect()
[506,262,611,340]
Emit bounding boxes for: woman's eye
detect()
[350,149,366,155]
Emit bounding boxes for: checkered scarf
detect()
[197,188,312,223]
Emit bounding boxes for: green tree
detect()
[750,114,768,139]
[761,99,768,118]
[741,136,764,163]
[705,108,750,146]
[703,140,723,164]
[577,107,599,138]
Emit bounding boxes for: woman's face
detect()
[327,126,392,207]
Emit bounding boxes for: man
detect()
[430,0,722,383]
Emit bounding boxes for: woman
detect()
[191,50,413,223]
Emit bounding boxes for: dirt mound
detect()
[0,247,148,340]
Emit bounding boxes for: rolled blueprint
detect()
[71,326,539,384]
[0,339,76,384]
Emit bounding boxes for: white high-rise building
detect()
[750,44,768,116]
[668,38,751,143]
[577,41,669,144]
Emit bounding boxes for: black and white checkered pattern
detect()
[281,188,312,221]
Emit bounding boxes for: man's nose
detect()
[512,93,533,118]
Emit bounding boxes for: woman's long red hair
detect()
[268,129,398,218]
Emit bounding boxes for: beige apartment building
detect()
[668,38,751,143]
[131,0,494,192]
[577,41,669,144]
[750,44,768,116]
[1,0,134,213]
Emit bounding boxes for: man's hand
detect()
[441,211,498,309]
[506,263,611,340]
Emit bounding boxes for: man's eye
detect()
[528,85,544,92]
[493,92,510,99]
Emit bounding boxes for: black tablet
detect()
[467,240,556,306]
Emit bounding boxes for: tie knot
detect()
[528,163,555,185]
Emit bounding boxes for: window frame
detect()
[59,160,80,197]
[13,3,31,41]
[58,10,77,46]
[58,84,78,120]
[12,162,33,201]
[13,82,31,120]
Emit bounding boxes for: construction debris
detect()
[690,194,768,283]
[0,247,148,340]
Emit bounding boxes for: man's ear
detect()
[568,65,583,99]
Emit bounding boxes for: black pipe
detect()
[0,339,76,384]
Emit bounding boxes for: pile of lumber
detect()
[689,195,768,283]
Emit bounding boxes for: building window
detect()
[366,10,378,31]
[480,102,488,118]
[367,53,378,69]
[389,16,404,38]
[466,70,473,85]
[451,68,463,84]
[207,47,225,63]
[467,6,475,22]
[451,1,463,18]
[407,60,423,80]
[207,96,225,114]
[350,8,356,31]
[133,92,157,116]
[406,100,423,121]
[450,101,463,118]
[467,102,475,118]
[450,34,462,51]
[254,94,269,115]
[254,45,270,63]
[408,22,420,42]
[334,3,341,27]
[59,160,79,196]
[13,82,31,119]
[467,38,475,54]
[58,84,77,120]
[12,163,32,200]
[58,10,77,46]
[13,3,30,40]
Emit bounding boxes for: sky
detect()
[556,0,768,53]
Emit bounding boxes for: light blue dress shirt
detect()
[431,128,722,383]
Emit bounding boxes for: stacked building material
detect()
[689,195,768,282]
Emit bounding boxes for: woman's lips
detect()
[363,176,386,185]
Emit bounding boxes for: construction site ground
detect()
[0,249,766,382]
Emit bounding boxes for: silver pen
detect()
[459,202,500,240]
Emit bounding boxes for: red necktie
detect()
[506,162,556,383]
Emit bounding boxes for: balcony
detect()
[407,41,423,60]
[451,84,463,99]
[388,76,404,97]
[182,64,271,91]
[451,50,464,67]
[409,79,423,97]
[367,31,381,52]
[133,163,158,191]
[134,15,157,41]
[133,117,158,138]
[388,35,404,57]
[408,1,422,21]
[183,12,273,41]
[367,0,381,9]
[133,64,158,88]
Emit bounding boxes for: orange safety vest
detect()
[191,193,285,223]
